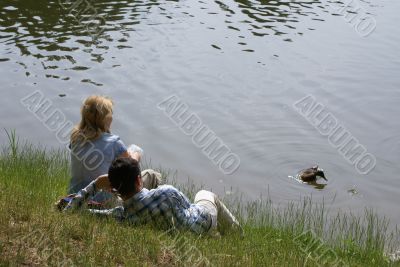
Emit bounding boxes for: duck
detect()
[298,166,327,182]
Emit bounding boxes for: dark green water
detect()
[1,0,399,224]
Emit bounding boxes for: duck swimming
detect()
[297,166,327,182]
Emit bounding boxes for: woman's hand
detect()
[95,174,111,191]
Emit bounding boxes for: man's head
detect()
[108,157,142,198]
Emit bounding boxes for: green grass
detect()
[0,135,399,266]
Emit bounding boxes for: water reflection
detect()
[224,0,324,39]
[0,0,359,71]
[0,0,165,75]
[288,173,328,190]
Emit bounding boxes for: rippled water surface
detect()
[1,0,399,224]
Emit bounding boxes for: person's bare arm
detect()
[63,174,110,211]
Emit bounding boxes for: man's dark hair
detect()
[108,157,141,196]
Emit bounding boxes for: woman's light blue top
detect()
[68,133,127,194]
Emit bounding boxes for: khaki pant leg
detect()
[214,196,242,235]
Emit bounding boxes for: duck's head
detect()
[313,166,327,181]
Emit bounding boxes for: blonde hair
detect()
[71,95,113,144]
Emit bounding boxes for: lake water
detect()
[1,0,399,225]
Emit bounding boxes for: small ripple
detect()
[81,79,103,86]
[70,66,90,71]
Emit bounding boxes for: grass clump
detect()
[0,136,399,266]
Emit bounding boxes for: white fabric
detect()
[194,190,241,235]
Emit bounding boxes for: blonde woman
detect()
[68,96,161,200]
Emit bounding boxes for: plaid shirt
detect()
[67,182,212,234]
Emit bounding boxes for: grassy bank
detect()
[0,136,399,266]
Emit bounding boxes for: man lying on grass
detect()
[63,157,243,237]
